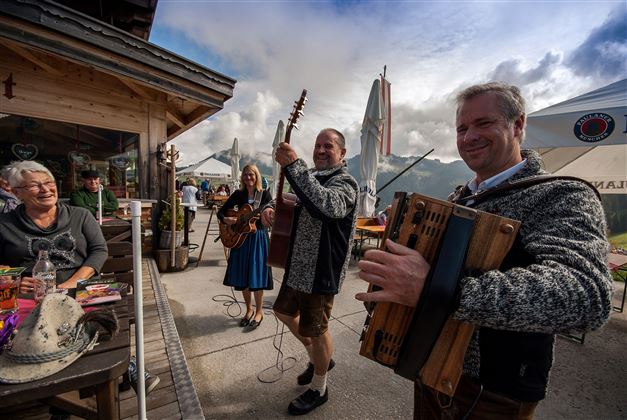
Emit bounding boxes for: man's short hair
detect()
[456,82,526,143]
[81,169,100,179]
[318,128,346,149]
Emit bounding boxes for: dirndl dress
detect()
[223,227,273,291]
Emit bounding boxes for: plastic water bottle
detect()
[32,250,56,302]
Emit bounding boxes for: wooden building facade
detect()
[0,0,235,200]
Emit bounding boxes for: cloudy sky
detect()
[151,0,626,166]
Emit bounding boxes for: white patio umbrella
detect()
[358,79,386,217]
[271,120,285,196]
[526,78,627,194]
[230,137,240,191]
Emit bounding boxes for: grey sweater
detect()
[450,149,613,398]
[282,159,358,295]
[0,203,108,283]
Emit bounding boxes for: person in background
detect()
[356,82,613,419]
[216,185,227,196]
[0,168,19,214]
[200,178,210,205]
[218,164,273,330]
[181,178,198,232]
[69,169,119,218]
[376,204,392,226]
[261,128,358,415]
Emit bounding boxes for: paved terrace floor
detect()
[160,205,627,420]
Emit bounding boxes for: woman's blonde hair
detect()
[239,164,262,192]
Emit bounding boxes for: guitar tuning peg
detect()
[293,124,300,130]
[298,110,304,116]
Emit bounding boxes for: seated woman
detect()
[0,160,160,396]
[0,161,107,292]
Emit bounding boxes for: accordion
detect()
[359,192,520,397]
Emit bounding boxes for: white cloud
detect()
[155,1,622,165]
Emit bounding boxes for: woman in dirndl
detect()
[218,163,273,329]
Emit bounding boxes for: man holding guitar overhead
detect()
[262,128,358,415]
[356,83,613,419]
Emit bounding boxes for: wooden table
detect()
[0,297,131,419]
[357,224,386,246]
[609,252,627,312]
[354,224,386,259]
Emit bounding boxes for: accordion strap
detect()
[395,209,476,380]
[454,175,601,206]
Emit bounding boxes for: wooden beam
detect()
[165,107,185,128]
[3,41,64,76]
[116,76,154,101]
[185,105,211,125]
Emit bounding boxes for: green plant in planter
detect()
[158,197,184,231]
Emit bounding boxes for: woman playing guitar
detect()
[217,164,273,329]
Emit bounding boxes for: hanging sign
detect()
[11,143,38,160]
[68,151,91,166]
[111,156,130,169]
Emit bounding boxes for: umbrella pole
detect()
[131,200,147,420]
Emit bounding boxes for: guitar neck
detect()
[276,89,307,205]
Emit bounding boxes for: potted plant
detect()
[154,197,188,272]
[158,197,184,249]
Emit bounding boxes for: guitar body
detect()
[219,204,259,249]
[267,194,297,268]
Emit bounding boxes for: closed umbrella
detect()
[358,79,386,217]
[230,137,240,191]
[271,120,285,196]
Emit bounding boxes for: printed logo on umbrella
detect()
[573,112,615,143]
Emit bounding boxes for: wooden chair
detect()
[101,222,132,243]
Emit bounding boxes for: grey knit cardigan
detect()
[450,149,613,386]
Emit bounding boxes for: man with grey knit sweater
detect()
[262,128,358,416]
[356,83,613,419]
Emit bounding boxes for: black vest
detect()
[455,185,554,402]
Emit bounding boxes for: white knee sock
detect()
[305,344,315,364]
[310,373,327,394]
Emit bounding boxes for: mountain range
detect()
[211,149,473,211]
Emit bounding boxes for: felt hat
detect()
[0,293,117,384]
[81,169,100,179]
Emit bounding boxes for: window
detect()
[0,115,139,198]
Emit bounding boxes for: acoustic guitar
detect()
[267,89,307,268]
[219,204,267,249]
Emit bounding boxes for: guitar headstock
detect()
[285,89,307,143]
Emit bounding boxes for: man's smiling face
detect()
[456,92,524,184]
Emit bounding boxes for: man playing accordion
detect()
[356,83,613,419]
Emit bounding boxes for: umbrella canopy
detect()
[358,79,386,217]
[230,137,240,190]
[176,156,232,180]
[526,78,627,194]
[271,120,285,197]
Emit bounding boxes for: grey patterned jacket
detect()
[449,149,613,400]
[282,159,358,295]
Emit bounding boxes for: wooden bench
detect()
[101,241,134,288]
